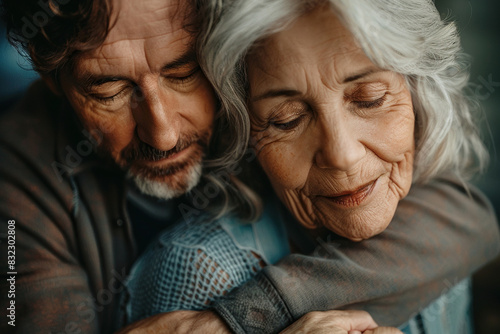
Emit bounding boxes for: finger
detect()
[281,322,347,334]
[330,310,378,331]
[304,327,347,334]
[280,310,378,334]
[364,327,404,334]
[280,312,349,334]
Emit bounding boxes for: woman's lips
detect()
[322,179,378,208]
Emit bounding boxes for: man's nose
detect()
[132,82,180,151]
[314,111,365,171]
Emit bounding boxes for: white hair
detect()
[198,0,488,184]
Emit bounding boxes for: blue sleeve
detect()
[124,208,290,324]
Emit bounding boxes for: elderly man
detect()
[0,0,498,333]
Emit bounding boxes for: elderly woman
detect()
[124,0,499,333]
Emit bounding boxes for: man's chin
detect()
[127,163,202,200]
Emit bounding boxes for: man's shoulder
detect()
[0,80,106,183]
[0,81,76,212]
[0,80,63,163]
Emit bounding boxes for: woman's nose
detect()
[132,82,181,151]
[314,113,365,171]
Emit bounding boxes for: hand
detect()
[115,310,231,334]
[279,310,403,334]
[362,328,404,334]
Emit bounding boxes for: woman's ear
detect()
[42,76,63,96]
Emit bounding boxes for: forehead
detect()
[251,7,371,80]
[73,0,193,76]
[106,0,189,43]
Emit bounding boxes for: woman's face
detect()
[247,6,415,241]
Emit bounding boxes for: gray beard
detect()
[127,163,202,200]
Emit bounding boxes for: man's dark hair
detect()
[1,0,112,86]
[1,0,206,87]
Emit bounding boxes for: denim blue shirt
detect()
[124,201,291,322]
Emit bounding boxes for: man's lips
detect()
[137,144,195,165]
[318,178,378,207]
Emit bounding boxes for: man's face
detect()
[60,0,216,199]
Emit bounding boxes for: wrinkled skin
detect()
[57,0,216,198]
[248,6,415,241]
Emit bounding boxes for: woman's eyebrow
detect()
[251,68,389,102]
[343,68,387,83]
[251,89,301,102]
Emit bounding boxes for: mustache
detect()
[121,133,210,164]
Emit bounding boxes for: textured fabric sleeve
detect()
[125,217,267,323]
[212,177,500,333]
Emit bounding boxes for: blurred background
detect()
[432,1,500,333]
[0,0,498,332]
[0,25,38,111]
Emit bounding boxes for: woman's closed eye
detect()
[352,94,387,109]
[266,101,311,132]
[346,83,388,110]
[271,114,307,131]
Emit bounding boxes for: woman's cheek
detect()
[364,106,415,164]
[258,144,310,191]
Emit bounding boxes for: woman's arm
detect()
[211,176,500,333]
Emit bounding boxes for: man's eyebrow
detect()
[80,75,128,90]
[343,68,387,83]
[161,49,197,71]
[251,89,301,102]
[78,49,197,90]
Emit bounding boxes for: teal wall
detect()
[436,2,500,331]
[435,0,500,214]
